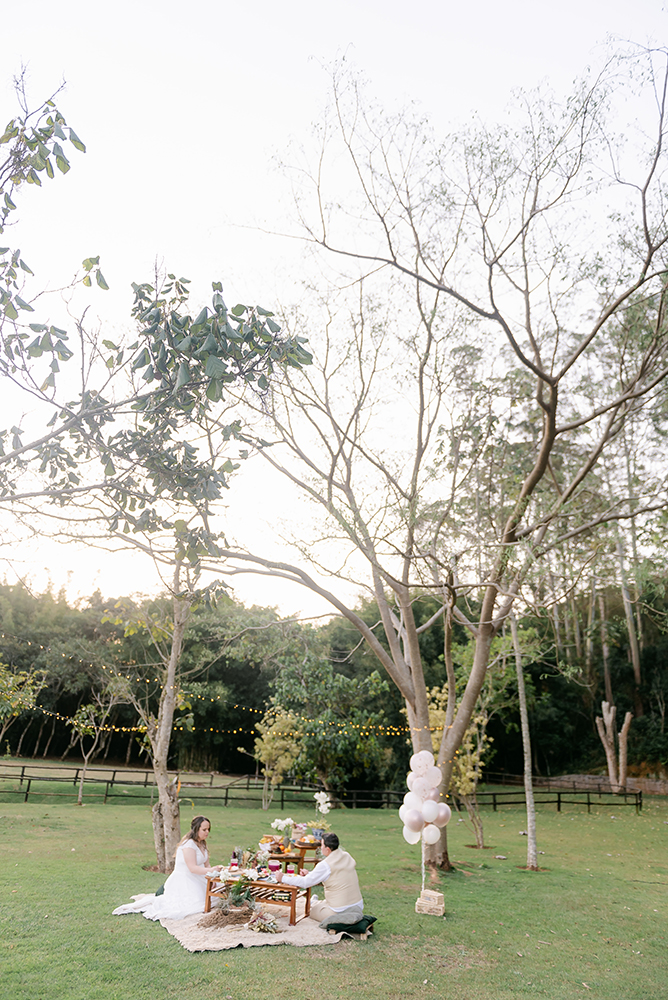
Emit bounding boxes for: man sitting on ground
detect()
[275,832,363,928]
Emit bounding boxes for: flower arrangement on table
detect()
[270,816,295,833]
[310,791,333,833]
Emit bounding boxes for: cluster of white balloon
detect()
[399,749,452,845]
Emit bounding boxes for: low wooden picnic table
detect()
[204,874,311,926]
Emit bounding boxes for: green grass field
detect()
[1,796,667,1000]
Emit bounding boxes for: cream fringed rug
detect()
[160,904,347,952]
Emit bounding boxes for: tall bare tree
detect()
[206,49,668,866]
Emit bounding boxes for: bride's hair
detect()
[179,815,211,854]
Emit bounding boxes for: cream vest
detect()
[324,849,362,909]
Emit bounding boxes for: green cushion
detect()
[325,915,376,934]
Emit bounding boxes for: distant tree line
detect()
[1,578,666,786]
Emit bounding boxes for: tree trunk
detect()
[147,564,190,873]
[461,793,484,847]
[598,592,613,706]
[510,614,538,870]
[616,539,643,716]
[585,579,596,686]
[42,714,57,758]
[435,590,457,871]
[570,596,583,662]
[16,718,32,757]
[261,773,273,810]
[31,716,46,758]
[152,800,167,872]
[595,701,619,791]
[617,712,633,791]
[548,568,563,658]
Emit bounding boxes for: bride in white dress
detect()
[113,815,222,921]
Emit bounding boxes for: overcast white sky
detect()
[3,0,667,615]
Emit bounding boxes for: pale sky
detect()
[3,0,667,615]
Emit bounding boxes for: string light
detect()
[3,630,445,740]
[22,703,444,739]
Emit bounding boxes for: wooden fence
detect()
[0,761,645,812]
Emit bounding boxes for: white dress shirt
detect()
[280,859,364,912]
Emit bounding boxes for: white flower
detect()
[270,816,294,832]
[314,791,331,816]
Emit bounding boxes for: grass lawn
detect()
[1,795,667,999]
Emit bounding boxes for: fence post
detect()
[104,781,109,804]
[110,770,116,789]
[492,793,497,812]
[587,791,591,814]
[225,786,229,807]
[24,778,31,803]
[20,765,25,786]
[557,792,561,812]
[638,790,643,814]
[281,787,285,810]
[73,768,79,787]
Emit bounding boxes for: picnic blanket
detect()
[160,904,349,952]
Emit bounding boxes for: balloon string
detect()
[421,837,425,893]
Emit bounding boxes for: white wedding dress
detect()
[113,839,210,921]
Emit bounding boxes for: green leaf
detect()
[95,270,109,290]
[82,257,99,270]
[193,307,208,326]
[131,348,151,371]
[55,156,70,174]
[104,459,116,476]
[205,355,227,378]
[82,275,91,287]
[14,296,34,312]
[103,339,119,351]
[4,301,18,320]
[4,193,16,210]
[212,281,223,292]
[45,157,54,179]
[19,259,34,274]
[176,362,191,388]
[69,129,86,153]
[40,372,56,390]
[231,303,245,317]
[206,379,222,401]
